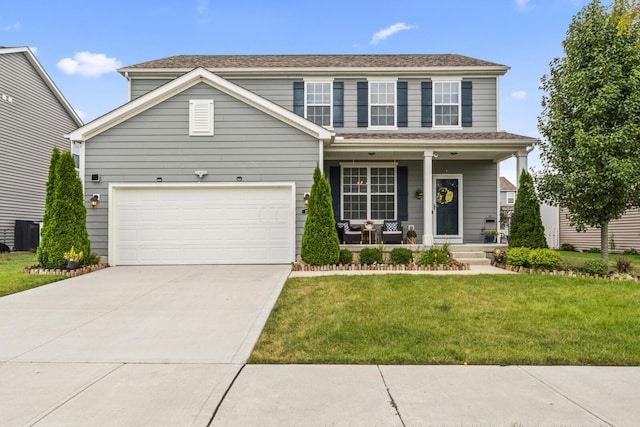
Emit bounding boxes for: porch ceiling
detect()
[324,132,538,162]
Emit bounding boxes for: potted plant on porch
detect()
[482,229,499,243]
[406,229,417,244]
[63,246,83,271]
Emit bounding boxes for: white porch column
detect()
[516,150,528,186]
[423,150,434,245]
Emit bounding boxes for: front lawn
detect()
[0,253,65,297]
[250,274,640,365]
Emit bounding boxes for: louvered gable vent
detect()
[189,99,214,136]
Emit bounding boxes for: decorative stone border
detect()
[495,263,640,281]
[22,263,109,277]
[292,261,469,272]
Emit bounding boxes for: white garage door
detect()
[110,184,295,265]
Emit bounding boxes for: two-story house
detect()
[66,54,536,265]
[0,46,83,251]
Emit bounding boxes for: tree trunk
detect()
[601,221,609,261]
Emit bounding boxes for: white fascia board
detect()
[67,67,333,142]
[1,47,84,127]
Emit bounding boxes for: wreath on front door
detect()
[437,187,454,205]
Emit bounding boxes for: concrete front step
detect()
[449,251,487,259]
[454,257,492,266]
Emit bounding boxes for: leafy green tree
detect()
[37,147,60,267]
[301,165,340,265]
[38,150,91,269]
[538,0,640,260]
[509,170,547,249]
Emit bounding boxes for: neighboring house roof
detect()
[66,67,333,142]
[120,54,510,77]
[500,176,517,191]
[0,46,83,127]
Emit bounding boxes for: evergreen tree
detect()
[509,170,548,249]
[38,151,91,268]
[300,166,340,265]
[37,147,60,267]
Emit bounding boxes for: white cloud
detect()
[29,46,38,55]
[196,0,209,15]
[511,90,527,100]
[57,52,122,77]
[371,22,415,44]
[515,0,531,10]
[3,21,20,31]
[75,109,87,120]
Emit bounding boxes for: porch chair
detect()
[381,220,403,244]
[335,220,362,244]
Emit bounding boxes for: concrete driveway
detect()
[0,265,289,426]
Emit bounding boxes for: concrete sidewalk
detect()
[212,365,640,426]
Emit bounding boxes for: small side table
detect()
[361,227,377,244]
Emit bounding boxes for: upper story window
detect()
[71,142,81,172]
[305,81,332,127]
[434,81,461,127]
[369,81,396,128]
[506,191,516,204]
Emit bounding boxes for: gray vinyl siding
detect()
[84,82,320,256]
[559,207,640,251]
[129,76,498,132]
[324,159,497,244]
[0,52,78,249]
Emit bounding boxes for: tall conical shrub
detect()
[38,150,91,268]
[509,170,548,249]
[37,147,60,267]
[300,165,340,265]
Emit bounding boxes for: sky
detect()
[1,0,594,184]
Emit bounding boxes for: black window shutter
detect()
[397,81,408,127]
[293,81,304,117]
[397,166,409,221]
[329,166,341,220]
[357,81,368,127]
[461,80,472,127]
[333,81,344,128]
[421,81,433,127]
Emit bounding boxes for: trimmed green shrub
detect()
[623,248,639,255]
[587,247,601,253]
[37,150,91,269]
[560,243,575,252]
[583,259,609,276]
[359,247,383,265]
[390,248,414,265]
[509,170,548,249]
[301,166,340,265]
[37,147,60,267]
[417,244,450,266]
[83,252,101,266]
[615,257,634,274]
[339,249,353,265]
[506,247,531,267]
[528,248,563,270]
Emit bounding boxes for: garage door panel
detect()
[112,185,294,265]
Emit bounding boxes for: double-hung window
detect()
[342,165,396,220]
[369,81,396,128]
[506,191,516,204]
[434,81,461,127]
[305,81,332,127]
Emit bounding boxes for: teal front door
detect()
[434,176,462,243]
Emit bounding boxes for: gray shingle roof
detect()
[337,132,537,141]
[123,54,507,70]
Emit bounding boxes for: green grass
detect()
[250,274,640,366]
[0,253,65,297]
[558,251,640,272]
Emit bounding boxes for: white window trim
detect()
[367,78,398,130]
[339,163,398,221]
[189,99,214,136]
[506,191,516,204]
[432,77,462,130]
[303,78,334,129]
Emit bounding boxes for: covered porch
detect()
[324,132,536,245]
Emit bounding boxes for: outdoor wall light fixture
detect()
[156,177,163,182]
[90,194,100,207]
[236,176,243,182]
[302,193,310,214]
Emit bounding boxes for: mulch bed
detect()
[292,261,469,272]
[23,263,109,277]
